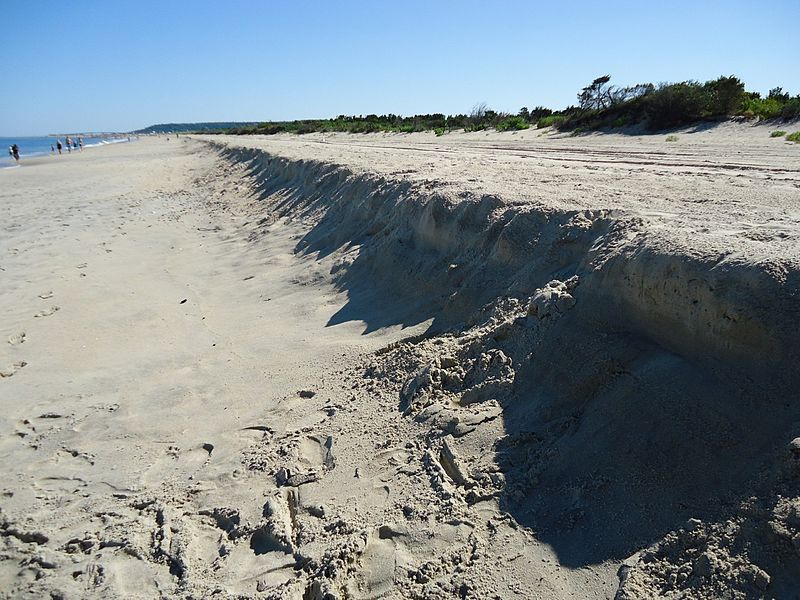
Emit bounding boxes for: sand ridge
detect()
[204,120,800,266]
[1,128,799,598]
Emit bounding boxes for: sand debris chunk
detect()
[527,277,579,319]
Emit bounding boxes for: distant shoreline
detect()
[1,136,135,168]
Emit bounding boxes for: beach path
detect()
[0,138,432,597]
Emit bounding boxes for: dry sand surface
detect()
[1,124,799,599]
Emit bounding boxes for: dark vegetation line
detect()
[227,76,799,137]
[142,76,800,138]
[551,75,800,133]
[136,122,259,135]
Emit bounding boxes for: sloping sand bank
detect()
[204,126,800,598]
[1,126,799,599]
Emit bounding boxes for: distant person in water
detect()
[66,137,72,153]
[11,144,20,162]
[51,144,55,154]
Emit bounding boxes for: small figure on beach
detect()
[51,144,55,154]
[66,137,72,153]
[56,139,62,154]
[78,137,83,151]
[10,144,20,162]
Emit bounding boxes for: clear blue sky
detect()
[2,0,798,135]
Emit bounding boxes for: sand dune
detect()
[1,126,799,599]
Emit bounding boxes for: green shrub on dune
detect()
[536,114,566,129]
[531,76,800,134]
[495,116,530,131]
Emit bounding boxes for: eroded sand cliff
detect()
[1,125,799,598]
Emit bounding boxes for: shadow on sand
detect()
[220,141,800,573]
[491,313,797,567]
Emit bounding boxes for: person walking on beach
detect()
[78,137,83,151]
[10,144,20,162]
[66,137,72,153]
[56,139,62,154]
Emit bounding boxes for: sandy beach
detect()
[2,125,800,599]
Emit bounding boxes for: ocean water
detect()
[0,135,132,167]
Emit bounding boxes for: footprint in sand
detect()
[7,332,26,345]
[59,446,96,465]
[0,362,27,378]
[298,435,336,470]
[37,291,54,299]
[141,443,213,486]
[34,306,60,318]
[13,418,36,440]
